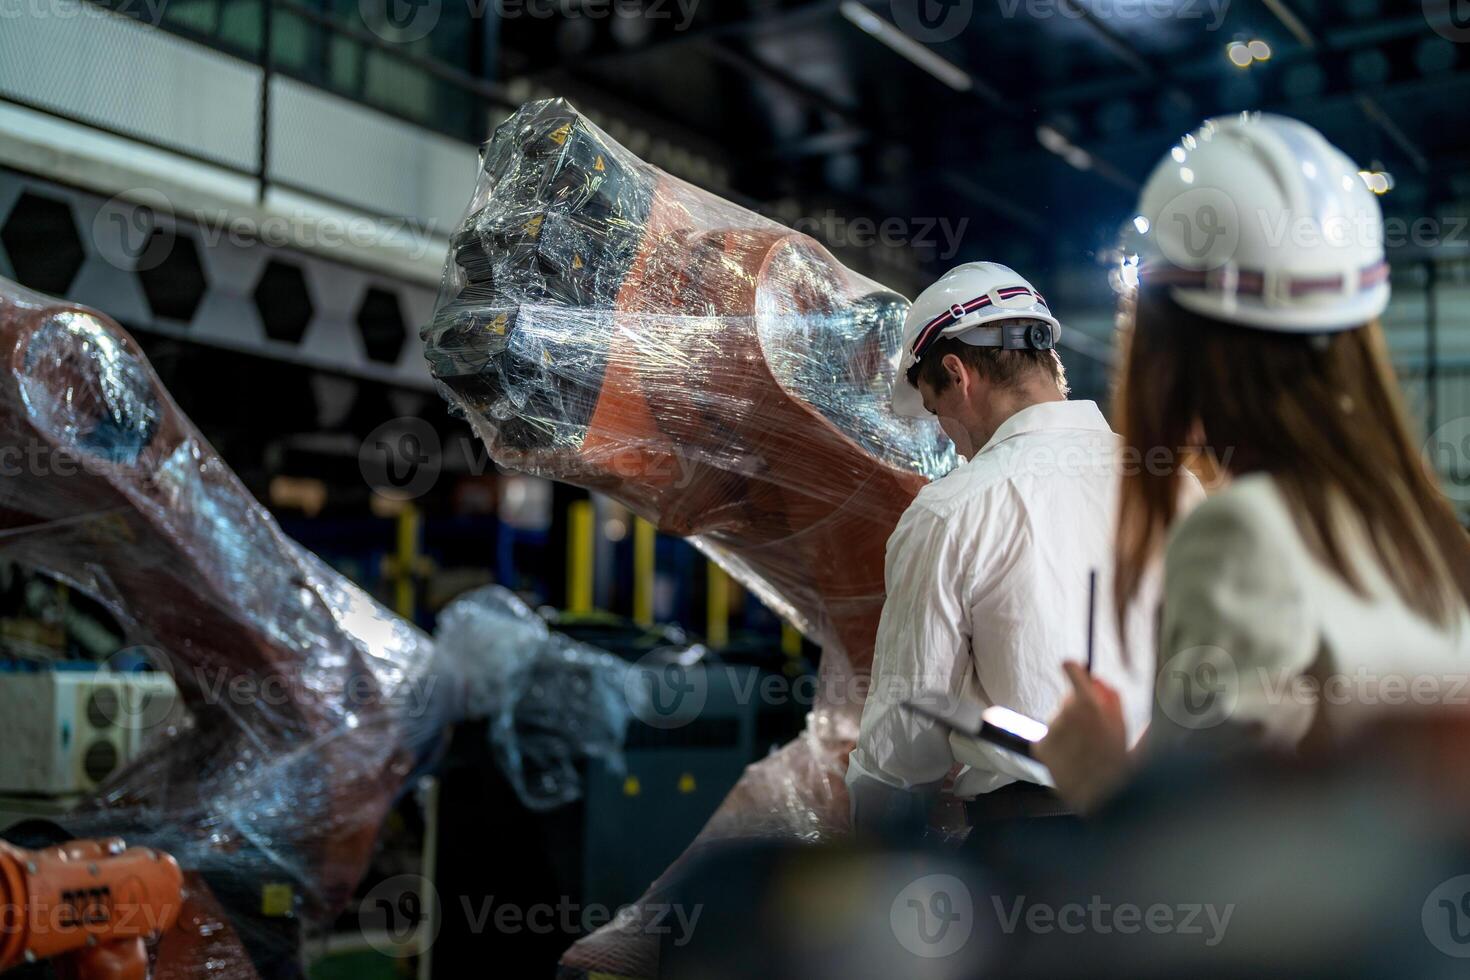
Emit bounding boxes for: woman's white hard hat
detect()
[1130,112,1390,334]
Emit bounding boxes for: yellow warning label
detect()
[491,313,508,335]
[573,255,583,269]
[549,122,572,146]
[261,883,293,917]
[594,155,606,172]
[523,215,544,237]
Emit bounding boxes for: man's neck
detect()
[968,383,1066,455]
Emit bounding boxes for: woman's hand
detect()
[1035,662,1132,814]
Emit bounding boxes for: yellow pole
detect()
[567,500,594,614]
[395,504,419,620]
[706,561,728,648]
[633,517,655,626]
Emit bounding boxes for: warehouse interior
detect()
[1,1,1469,978]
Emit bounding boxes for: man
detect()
[846,261,1176,836]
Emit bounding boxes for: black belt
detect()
[965,781,1074,823]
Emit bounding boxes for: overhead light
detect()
[1359,169,1394,195]
[1037,125,1069,154]
[1035,124,1093,172]
[1229,39,1272,68]
[840,1,973,92]
[1064,147,1093,171]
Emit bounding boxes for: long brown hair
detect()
[1113,285,1470,633]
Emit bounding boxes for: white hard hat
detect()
[1130,112,1390,333]
[892,261,1061,418]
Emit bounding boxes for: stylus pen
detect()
[1085,569,1096,675]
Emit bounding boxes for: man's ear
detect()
[941,352,968,393]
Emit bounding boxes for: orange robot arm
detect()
[0,838,182,980]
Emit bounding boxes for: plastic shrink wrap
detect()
[424,98,954,977]
[0,276,446,978]
[436,584,642,810]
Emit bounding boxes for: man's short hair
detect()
[905,319,1069,397]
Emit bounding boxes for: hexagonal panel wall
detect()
[253,260,314,344]
[356,287,407,365]
[0,192,86,296]
[137,229,208,323]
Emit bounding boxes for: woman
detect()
[1035,113,1470,811]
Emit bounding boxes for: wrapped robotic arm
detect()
[427,98,949,676]
[426,99,952,977]
[0,278,444,977]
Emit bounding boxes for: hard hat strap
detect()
[911,286,1051,360]
[1144,260,1388,303]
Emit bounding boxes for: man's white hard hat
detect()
[892,261,1061,419]
[1130,112,1390,333]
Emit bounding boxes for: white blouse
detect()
[1151,472,1470,751]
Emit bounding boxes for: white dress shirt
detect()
[847,400,1176,804]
